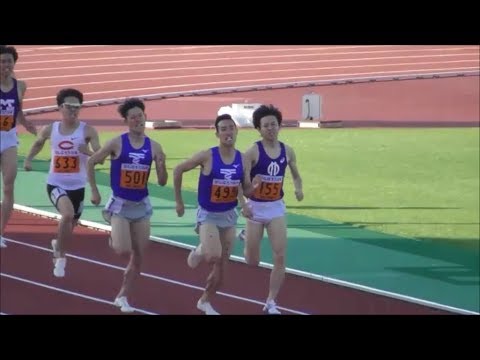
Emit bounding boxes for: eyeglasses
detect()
[62,103,82,111]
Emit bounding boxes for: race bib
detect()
[210,179,239,203]
[53,155,80,173]
[120,163,149,189]
[120,170,148,189]
[253,175,283,201]
[0,115,14,131]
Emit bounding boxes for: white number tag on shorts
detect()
[50,187,67,206]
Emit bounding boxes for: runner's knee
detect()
[204,250,221,263]
[272,250,285,268]
[2,168,17,189]
[202,235,222,262]
[112,241,131,256]
[61,210,75,223]
[2,181,14,196]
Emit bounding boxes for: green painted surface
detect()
[9,157,479,313]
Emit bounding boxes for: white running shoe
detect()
[263,300,282,315]
[51,239,66,277]
[197,299,220,315]
[114,296,135,313]
[0,236,7,248]
[53,258,66,277]
[187,247,202,269]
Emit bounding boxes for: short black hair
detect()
[215,114,236,132]
[0,45,19,63]
[56,88,84,106]
[252,104,282,129]
[118,98,145,118]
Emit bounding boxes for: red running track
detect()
[1,210,452,315]
[21,76,480,130]
[11,45,478,128]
